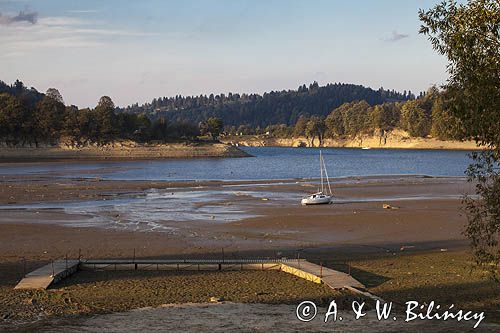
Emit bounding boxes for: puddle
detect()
[0,188,301,232]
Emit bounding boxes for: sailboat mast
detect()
[322,155,333,196]
[320,150,324,193]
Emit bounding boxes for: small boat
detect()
[301,151,333,205]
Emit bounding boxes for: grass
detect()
[317,250,500,323]
[0,270,353,324]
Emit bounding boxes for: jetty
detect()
[14,259,79,290]
[15,258,373,297]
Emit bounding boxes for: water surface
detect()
[0,147,473,181]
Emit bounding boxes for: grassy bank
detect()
[1,250,498,327]
[310,250,499,322]
[0,270,347,325]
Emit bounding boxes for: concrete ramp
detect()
[14,260,79,290]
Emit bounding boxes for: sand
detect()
[26,303,500,333]
[223,131,481,150]
[0,141,249,161]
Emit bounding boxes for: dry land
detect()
[223,131,481,150]
[0,171,498,330]
[0,141,249,161]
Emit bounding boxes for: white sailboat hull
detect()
[301,193,332,205]
[301,151,334,205]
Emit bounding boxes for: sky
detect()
[0,0,450,108]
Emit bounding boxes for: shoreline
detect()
[0,142,250,162]
[222,134,482,151]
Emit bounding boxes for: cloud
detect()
[66,10,100,14]
[0,10,156,57]
[0,10,38,25]
[384,30,409,42]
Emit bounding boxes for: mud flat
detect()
[0,175,498,329]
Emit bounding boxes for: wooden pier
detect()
[15,258,371,297]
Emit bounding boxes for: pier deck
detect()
[14,260,79,290]
[14,258,370,297]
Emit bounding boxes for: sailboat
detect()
[301,151,333,205]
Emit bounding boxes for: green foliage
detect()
[266,124,293,138]
[200,117,223,141]
[337,101,372,138]
[0,93,33,146]
[293,115,308,137]
[419,0,500,149]
[370,103,400,133]
[420,0,500,278]
[305,116,326,146]
[464,151,500,280]
[0,81,204,146]
[400,100,431,137]
[430,95,465,140]
[325,109,345,137]
[35,90,65,144]
[123,82,411,128]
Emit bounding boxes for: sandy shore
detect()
[223,132,481,150]
[0,142,249,161]
[1,173,498,329]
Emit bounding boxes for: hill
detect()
[120,82,414,128]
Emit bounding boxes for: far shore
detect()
[222,132,482,151]
[0,141,250,161]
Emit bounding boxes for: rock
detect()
[383,204,399,209]
[25,298,37,305]
[209,296,224,303]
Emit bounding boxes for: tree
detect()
[340,101,371,138]
[62,106,82,145]
[0,93,33,146]
[420,0,500,278]
[36,93,65,144]
[150,117,169,142]
[430,94,464,140]
[371,103,400,133]
[400,100,431,137]
[305,116,326,147]
[200,117,223,140]
[293,115,309,137]
[325,108,345,138]
[94,96,117,143]
[45,88,64,104]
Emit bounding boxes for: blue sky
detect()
[0,0,448,108]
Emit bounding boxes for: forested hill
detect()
[121,82,415,128]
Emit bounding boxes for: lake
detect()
[0,147,474,181]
